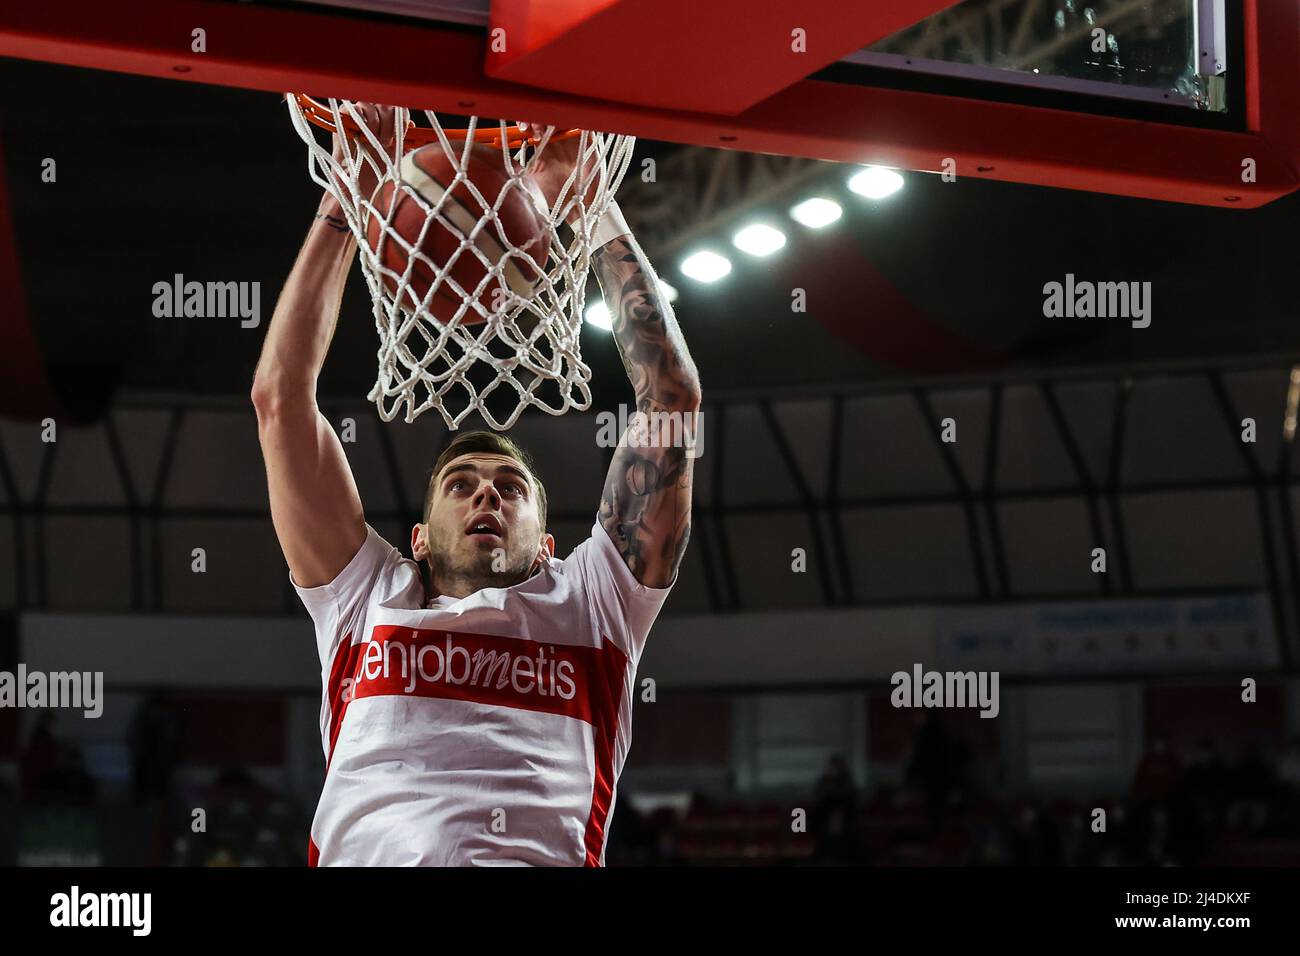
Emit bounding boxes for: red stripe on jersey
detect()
[583,634,629,867]
[325,631,365,763]
[314,631,365,868]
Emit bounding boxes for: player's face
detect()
[424,453,545,585]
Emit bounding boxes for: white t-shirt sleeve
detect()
[566,519,675,663]
[290,525,400,668]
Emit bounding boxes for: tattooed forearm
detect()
[598,419,694,588]
[592,236,701,407]
[591,234,701,588]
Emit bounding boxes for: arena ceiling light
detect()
[848,165,905,199]
[789,197,842,228]
[680,250,732,283]
[659,280,679,302]
[732,223,787,257]
[583,301,613,330]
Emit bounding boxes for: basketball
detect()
[365,142,552,324]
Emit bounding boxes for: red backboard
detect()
[0,0,1296,207]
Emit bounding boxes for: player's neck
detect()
[431,577,483,601]
[428,564,541,602]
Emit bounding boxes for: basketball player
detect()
[251,105,701,865]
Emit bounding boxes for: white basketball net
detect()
[286,97,636,430]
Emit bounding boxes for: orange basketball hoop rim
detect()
[293,94,582,150]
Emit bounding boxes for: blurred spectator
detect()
[653,824,686,866]
[1232,740,1277,801]
[21,714,96,807]
[811,754,859,863]
[18,713,60,803]
[604,797,652,865]
[1225,740,1277,835]
[36,749,98,807]
[1132,731,1182,802]
[1059,810,1095,867]
[1183,737,1228,811]
[905,713,969,828]
[1010,804,1061,866]
[128,694,182,805]
[1278,737,1300,792]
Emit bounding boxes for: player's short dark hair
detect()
[425,431,547,530]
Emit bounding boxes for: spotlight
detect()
[733,223,787,257]
[584,301,613,330]
[680,250,732,283]
[848,166,904,199]
[790,197,842,228]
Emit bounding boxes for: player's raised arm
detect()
[251,104,397,589]
[590,216,702,588]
